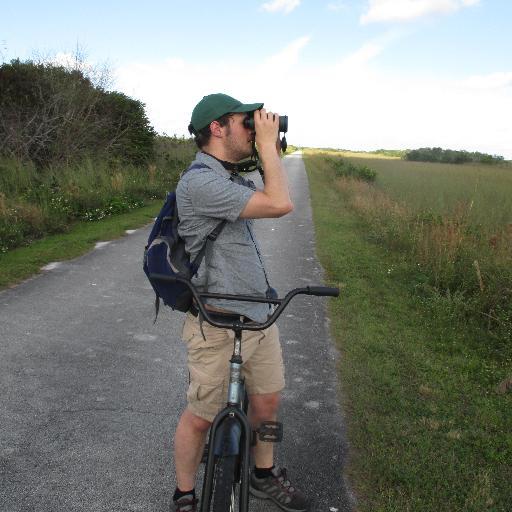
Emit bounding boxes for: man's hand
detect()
[254,108,280,153]
[239,108,292,219]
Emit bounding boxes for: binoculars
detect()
[243,112,288,133]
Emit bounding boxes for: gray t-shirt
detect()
[176,151,272,322]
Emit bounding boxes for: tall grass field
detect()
[318,151,512,342]
[303,150,511,511]
[340,152,511,230]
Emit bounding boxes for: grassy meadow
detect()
[316,151,512,342]
[335,153,512,229]
[303,149,511,511]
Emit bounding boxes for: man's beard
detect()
[224,129,253,162]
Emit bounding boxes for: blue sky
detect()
[2,1,511,157]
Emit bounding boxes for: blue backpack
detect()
[143,163,229,318]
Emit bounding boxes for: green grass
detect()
[303,151,512,511]
[314,150,512,342]
[0,201,160,289]
[326,152,512,230]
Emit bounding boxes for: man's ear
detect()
[209,120,224,139]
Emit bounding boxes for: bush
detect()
[0,59,156,168]
[0,137,196,252]
[326,157,377,182]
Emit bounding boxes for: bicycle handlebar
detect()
[303,286,339,297]
[149,273,339,331]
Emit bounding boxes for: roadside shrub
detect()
[0,137,196,252]
[0,199,49,252]
[326,157,377,182]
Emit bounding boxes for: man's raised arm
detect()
[240,108,293,219]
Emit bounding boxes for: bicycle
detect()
[149,273,339,512]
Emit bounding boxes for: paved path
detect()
[0,153,353,511]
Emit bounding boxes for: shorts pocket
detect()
[197,381,224,403]
[186,379,225,415]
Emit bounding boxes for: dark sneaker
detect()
[170,495,197,512]
[250,467,309,512]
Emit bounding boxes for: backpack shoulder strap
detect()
[189,171,235,272]
[181,161,235,272]
[190,219,227,270]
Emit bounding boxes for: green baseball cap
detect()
[189,93,263,132]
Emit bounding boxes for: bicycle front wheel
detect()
[212,454,238,512]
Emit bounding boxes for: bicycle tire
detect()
[212,454,238,512]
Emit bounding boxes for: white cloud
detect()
[459,72,512,90]
[265,36,311,69]
[261,0,301,14]
[361,0,480,25]
[327,1,346,11]
[340,42,384,68]
[113,39,512,160]
[292,65,512,159]
[337,30,404,70]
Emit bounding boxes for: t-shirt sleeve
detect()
[187,169,255,222]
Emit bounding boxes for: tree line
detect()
[404,147,504,165]
[0,58,156,168]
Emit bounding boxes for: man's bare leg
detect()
[174,392,279,490]
[248,391,309,510]
[174,409,211,491]
[248,391,281,468]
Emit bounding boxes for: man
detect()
[172,93,308,512]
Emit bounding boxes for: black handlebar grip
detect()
[306,286,339,297]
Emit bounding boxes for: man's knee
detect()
[179,408,212,433]
[249,392,281,419]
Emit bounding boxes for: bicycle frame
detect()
[200,322,251,512]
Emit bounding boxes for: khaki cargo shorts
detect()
[181,312,285,422]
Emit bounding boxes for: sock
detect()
[173,487,196,501]
[254,465,275,479]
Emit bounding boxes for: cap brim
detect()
[231,102,264,113]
